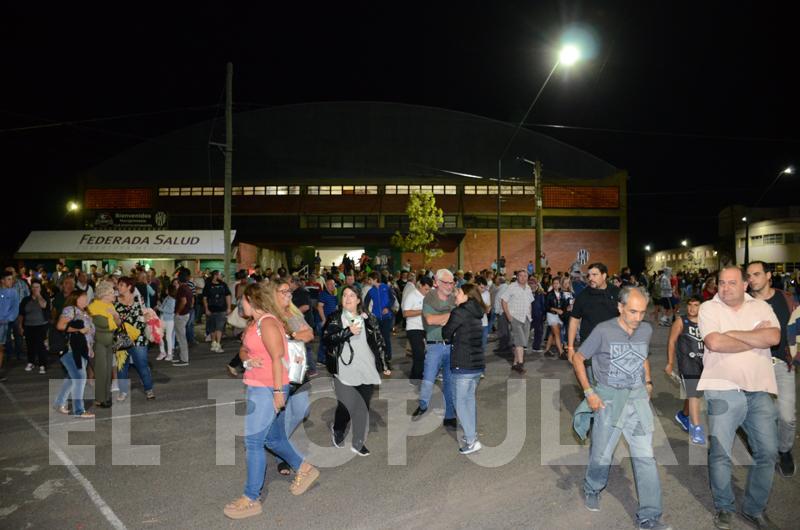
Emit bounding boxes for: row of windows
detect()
[463,216,535,229]
[737,233,799,247]
[654,250,716,262]
[158,184,544,197]
[306,215,380,229]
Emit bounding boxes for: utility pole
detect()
[534,160,543,272]
[224,62,233,287]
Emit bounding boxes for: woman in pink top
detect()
[224,283,319,520]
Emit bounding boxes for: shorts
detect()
[680,375,703,399]
[0,322,8,343]
[510,318,531,349]
[546,313,562,327]
[207,311,227,332]
[658,297,673,309]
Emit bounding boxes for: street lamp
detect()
[681,240,688,247]
[67,201,80,212]
[644,245,651,252]
[743,165,795,264]
[496,43,582,268]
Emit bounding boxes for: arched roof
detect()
[86,101,618,186]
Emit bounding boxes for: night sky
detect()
[2,2,797,270]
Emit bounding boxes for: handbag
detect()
[283,338,308,384]
[111,326,135,352]
[227,301,249,329]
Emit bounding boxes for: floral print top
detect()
[114,300,148,346]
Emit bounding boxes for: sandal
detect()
[75,411,95,419]
[277,462,292,476]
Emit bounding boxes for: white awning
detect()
[15,230,236,260]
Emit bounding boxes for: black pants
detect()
[407,329,426,380]
[24,325,48,366]
[332,378,374,449]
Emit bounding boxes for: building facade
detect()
[69,102,627,275]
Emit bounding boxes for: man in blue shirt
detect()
[364,271,396,369]
[317,277,340,365]
[0,271,21,382]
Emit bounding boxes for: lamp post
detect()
[743,165,794,265]
[496,44,581,268]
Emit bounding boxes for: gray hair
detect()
[95,280,115,300]
[435,268,453,282]
[618,285,650,306]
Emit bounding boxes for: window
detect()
[442,215,458,228]
[305,215,378,229]
[463,216,534,229]
[762,233,783,245]
[158,188,169,196]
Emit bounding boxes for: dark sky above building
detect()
[2,2,797,269]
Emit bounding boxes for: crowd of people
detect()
[0,257,798,528]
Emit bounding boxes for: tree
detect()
[390,191,444,266]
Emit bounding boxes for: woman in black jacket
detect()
[544,277,569,358]
[323,285,390,457]
[442,283,486,455]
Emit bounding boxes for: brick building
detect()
[73,102,627,275]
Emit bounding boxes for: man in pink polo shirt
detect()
[697,266,780,530]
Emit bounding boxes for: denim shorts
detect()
[207,311,227,332]
[0,322,9,344]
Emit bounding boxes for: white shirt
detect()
[480,290,491,327]
[493,283,509,314]
[402,288,425,331]
[500,282,534,322]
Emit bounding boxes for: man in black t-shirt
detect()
[747,261,798,477]
[202,271,231,353]
[567,262,620,365]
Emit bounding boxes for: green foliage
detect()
[390,191,444,265]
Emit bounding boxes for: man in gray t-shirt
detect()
[579,317,653,389]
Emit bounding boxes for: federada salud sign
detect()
[15,230,235,258]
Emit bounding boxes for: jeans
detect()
[174,313,190,362]
[774,363,796,453]
[706,389,777,516]
[453,372,481,444]
[159,319,175,357]
[333,378,374,449]
[531,317,544,350]
[244,384,301,500]
[584,399,662,523]
[378,316,394,360]
[418,343,455,419]
[54,353,88,415]
[118,345,154,394]
[186,307,196,343]
[407,329,426,380]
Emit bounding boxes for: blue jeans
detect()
[418,343,455,419]
[774,363,796,453]
[186,307,195,343]
[244,385,300,500]
[706,390,778,516]
[378,316,393,360]
[584,399,662,523]
[118,345,154,394]
[54,353,88,415]
[453,372,481,444]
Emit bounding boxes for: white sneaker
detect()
[110,381,120,393]
[39,366,46,375]
[459,440,483,455]
[210,341,219,352]
[205,334,212,343]
[156,352,167,361]
[25,363,34,372]
[216,343,224,353]
[164,355,174,362]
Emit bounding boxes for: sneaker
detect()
[674,410,691,432]
[205,334,212,343]
[443,418,458,429]
[739,511,778,530]
[777,450,796,477]
[459,440,482,455]
[713,511,732,530]
[210,341,218,352]
[216,343,224,353]
[330,424,344,448]
[226,364,239,378]
[350,445,370,456]
[39,366,46,375]
[638,518,672,530]
[25,363,34,372]
[110,381,120,393]
[116,392,128,402]
[690,424,706,445]
[411,406,428,420]
[56,404,70,415]
[172,361,189,366]
[145,390,156,400]
[584,492,600,512]
[156,352,166,361]
[289,465,320,495]
[223,496,262,520]
[164,355,173,362]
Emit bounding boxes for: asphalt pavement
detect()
[0,318,798,530]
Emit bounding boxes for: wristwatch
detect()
[243,359,253,370]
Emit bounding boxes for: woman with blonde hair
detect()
[88,281,121,408]
[224,282,319,520]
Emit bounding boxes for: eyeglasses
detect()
[278,289,292,295]
[438,280,455,286]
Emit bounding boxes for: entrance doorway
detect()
[316,248,365,269]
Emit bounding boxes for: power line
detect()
[523,122,800,143]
